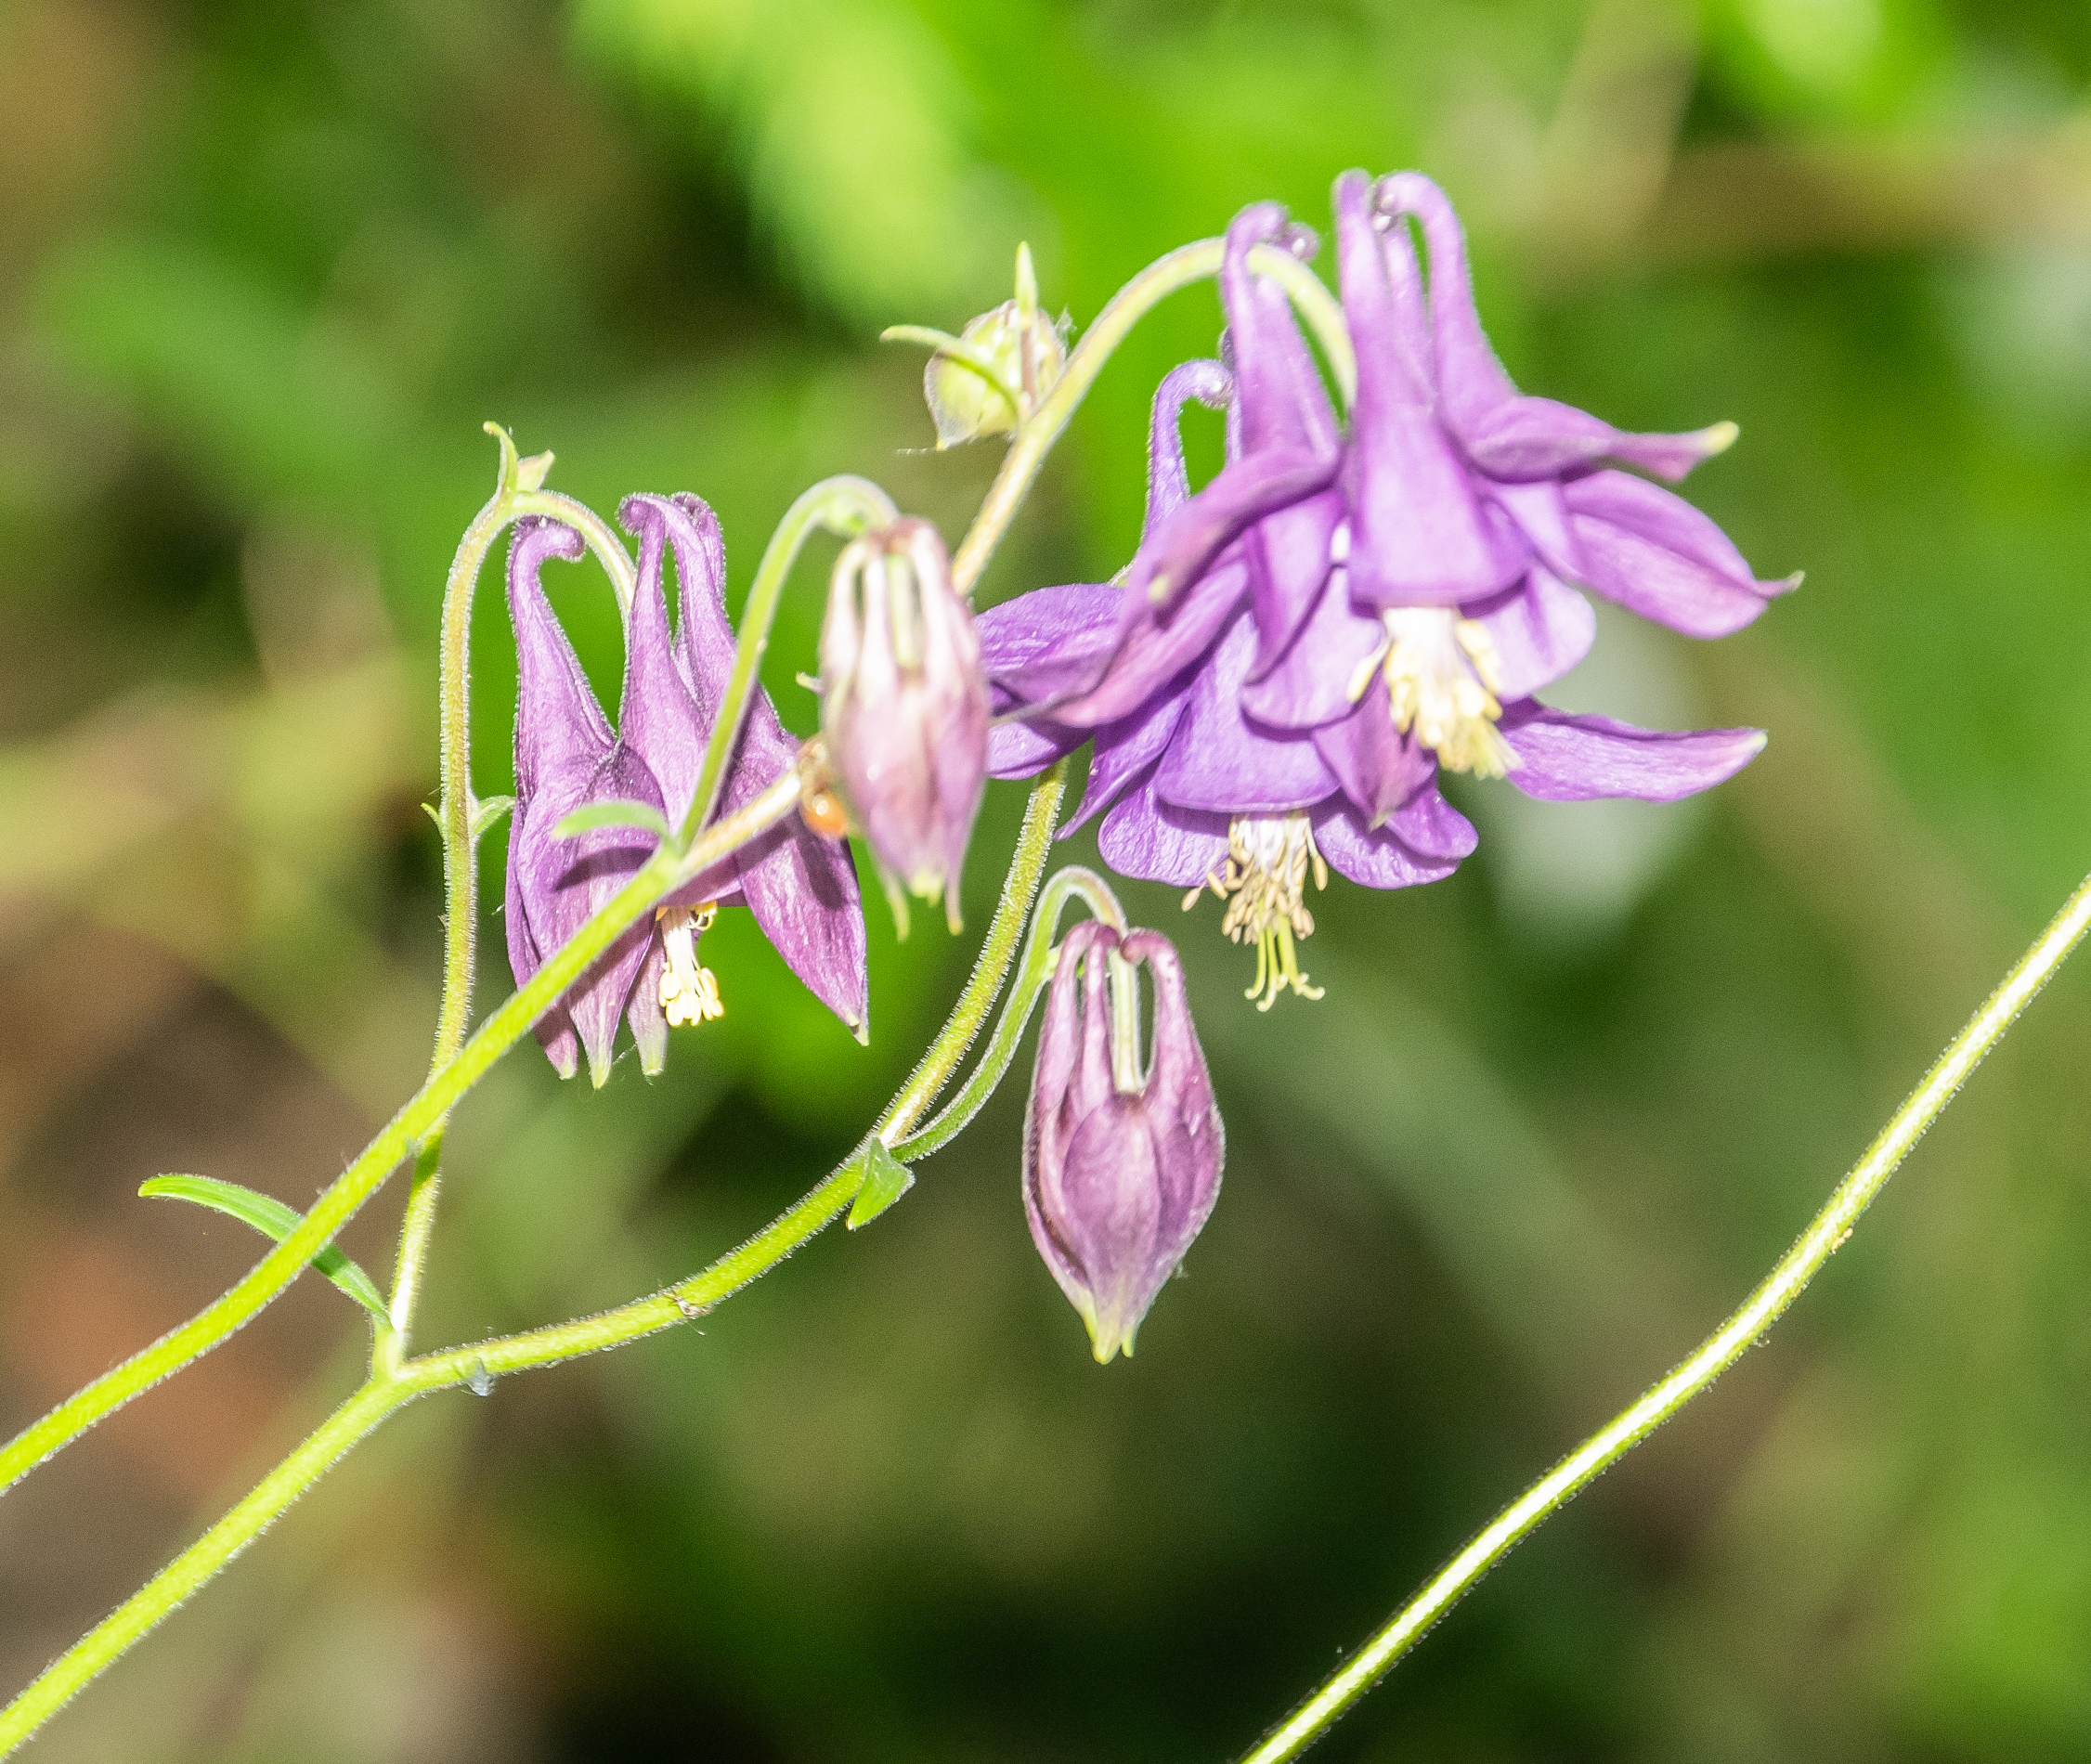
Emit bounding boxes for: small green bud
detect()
[894,244,1071,448]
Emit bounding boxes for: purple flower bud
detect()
[819,518,989,933]
[1024,921,1224,1363]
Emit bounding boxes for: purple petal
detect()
[1128,446,1339,609]
[1335,171,1526,608]
[1310,689,1435,826]
[1499,701,1767,801]
[508,518,608,796]
[622,492,867,1035]
[513,742,666,1086]
[1238,563,1384,732]
[1152,610,1337,814]
[977,581,1122,707]
[1222,202,1341,460]
[988,713,1086,780]
[1388,782,1477,862]
[1063,687,1189,835]
[1564,472,1795,638]
[1054,551,1251,729]
[1469,567,1596,700]
[1097,779,1229,888]
[1311,796,1463,888]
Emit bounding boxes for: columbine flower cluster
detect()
[499,168,1792,1358]
[980,171,1790,1006]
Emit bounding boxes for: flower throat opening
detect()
[1184,813,1328,1010]
[1349,606,1515,778]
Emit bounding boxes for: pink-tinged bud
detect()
[819,518,989,934]
[1024,921,1224,1363]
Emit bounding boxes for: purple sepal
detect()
[1024,921,1224,1364]
[1563,472,1797,639]
[503,517,664,1085]
[1499,702,1768,801]
[618,493,868,1038]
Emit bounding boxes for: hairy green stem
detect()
[950,239,1353,598]
[1238,868,2091,1764]
[0,769,1077,1753]
[384,431,643,1369]
[890,864,1125,1162]
[875,762,1066,1144]
[682,475,898,845]
[0,775,801,1498]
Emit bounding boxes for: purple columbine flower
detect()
[819,517,989,934]
[979,355,1474,1010]
[503,499,868,1085]
[1024,919,1223,1364]
[981,175,1787,1003]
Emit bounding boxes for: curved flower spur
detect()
[980,172,1791,1004]
[504,498,868,1084]
[1025,919,1223,1364]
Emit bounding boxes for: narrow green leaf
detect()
[469,794,514,841]
[846,1137,916,1230]
[140,1175,389,1322]
[551,799,670,841]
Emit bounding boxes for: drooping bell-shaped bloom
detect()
[504,517,669,1084]
[819,518,989,934]
[979,353,1475,1010]
[979,175,1786,1003]
[1024,919,1223,1364]
[503,499,868,1085]
[617,493,869,1049]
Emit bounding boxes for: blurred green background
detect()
[4,0,2091,1758]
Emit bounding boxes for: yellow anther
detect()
[656,903,725,1026]
[1352,607,1518,779]
[1182,815,1328,1007]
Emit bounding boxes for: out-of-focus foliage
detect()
[4,0,2091,1760]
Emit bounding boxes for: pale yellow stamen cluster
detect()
[1184,814,1329,1010]
[1347,606,1516,779]
[656,903,724,1026]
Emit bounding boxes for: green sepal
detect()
[551,799,669,841]
[469,795,514,841]
[845,1137,915,1231]
[140,1175,389,1322]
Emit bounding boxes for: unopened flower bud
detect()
[922,244,1071,448]
[1024,921,1224,1363]
[819,518,989,933]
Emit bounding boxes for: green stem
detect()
[681,475,898,846]
[383,433,642,1371]
[1237,868,2091,1764]
[874,762,1066,1143]
[0,769,1080,1752]
[950,239,1354,598]
[890,864,1125,1162]
[0,1380,407,1755]
[0,775,802,1498]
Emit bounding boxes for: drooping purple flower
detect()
[617,493,869,1045]
[819,517,989,934]
[980,175,1788,1001]
[503,498,868,1085]
[504,517,669,1085]
[980,353,1474,1009]
[1024,919,1223,1364]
